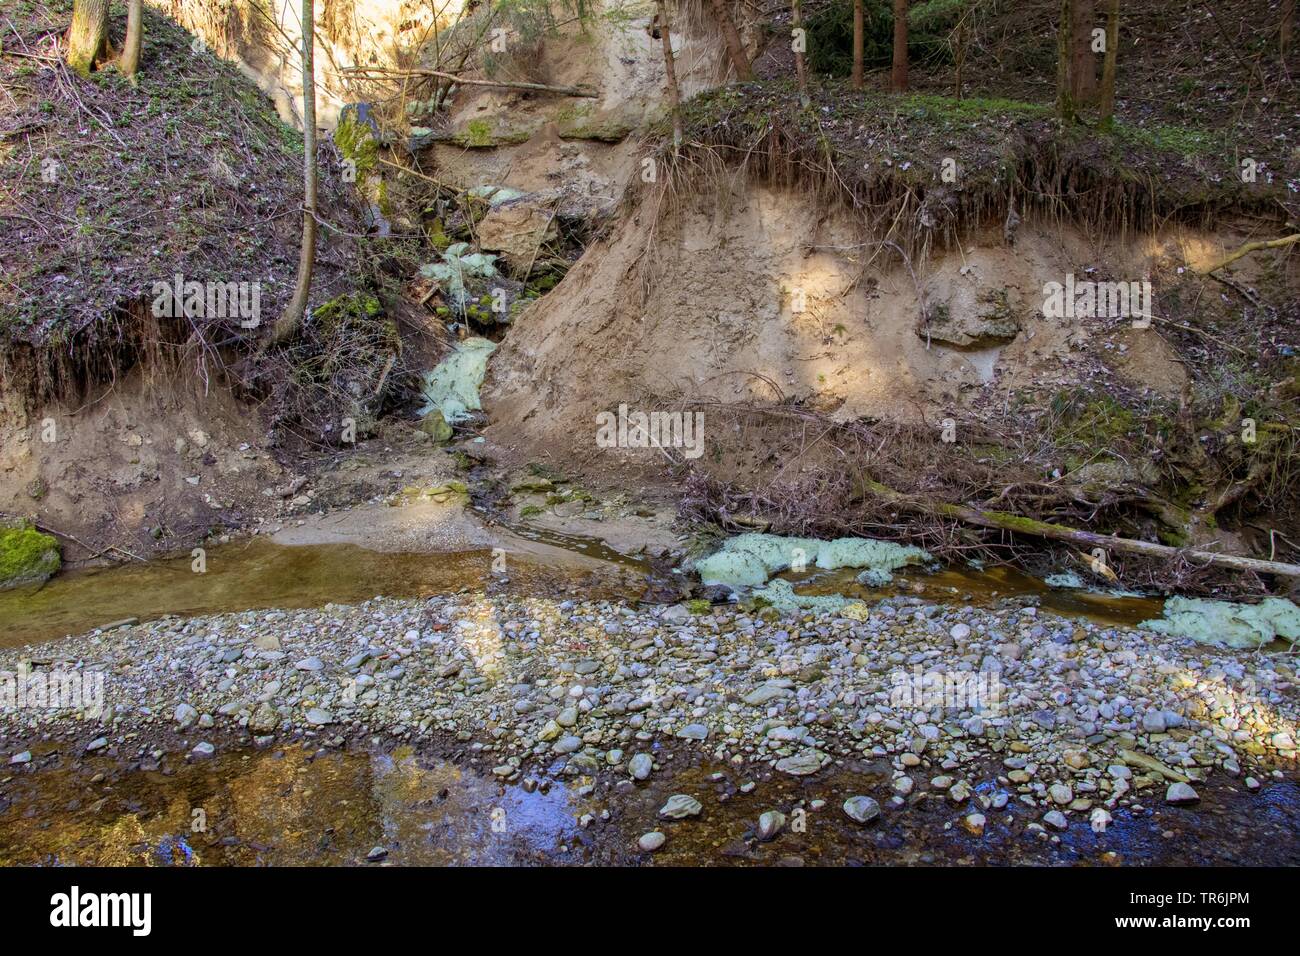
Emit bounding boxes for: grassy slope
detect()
[0,1,357,355]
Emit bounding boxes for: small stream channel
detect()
[8,530,1285,868]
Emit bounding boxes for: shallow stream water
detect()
[6,531,1290,867]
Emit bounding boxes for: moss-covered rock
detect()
[0,520,61,590]
[418,408,453,443]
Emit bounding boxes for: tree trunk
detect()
[121,0,143,82]
[271,0,318,346]
[851,0,864,90]
[1055,0,1075,120]
[855,477,1300,580]
[1283,0,1295,61]
[791,0,810,106]
[66,0,109,77]
[708,0,752,81]
[1070,0,1096,104]
[1097,0,1120,123]
[655,1,684,150]
[891,0,908,92]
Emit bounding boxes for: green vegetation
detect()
[0,522,61,590]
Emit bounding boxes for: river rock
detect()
[628,753,653,780]
[659,794,702,819]
[843,795,880,824]
[775,749,824,776]
[758,810,786,841]
[1165,782,1200,805]
[677,723,709,741]
[174,703,198,730]
[305,708,334,726]
[638,831,666,852]
[249,702,279,734]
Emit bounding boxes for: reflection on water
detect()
[0,536,648,648]
[787,562,1166,627]
[2,742,1295,867]
[0,743,584,866]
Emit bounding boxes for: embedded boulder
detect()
[920,286,1023,350]
[477,197,559,265]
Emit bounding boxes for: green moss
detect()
[686,598,712,615]
[0,522,61,589]
[1109,121,1222,158]
[452,118,534,149]
[334,110,379,179]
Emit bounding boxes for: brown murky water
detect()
[790,563,1166,627]
[4,535,1239,867]
[2,739,1295,866]
[0,535,650,648]
[1,534,1167,651]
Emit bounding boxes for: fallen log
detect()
[855,478,1300,579]
[340,66,598,98]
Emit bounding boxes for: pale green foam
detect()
[753,579,852,614]
[419,337,496,423]
[1140,595,1300,649]
[816,537,930,572]
[1044,572,1085,589]
[695,533,930,589]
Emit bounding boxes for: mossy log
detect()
[856,478,1300,579]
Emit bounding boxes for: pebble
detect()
[1165,782,1200,805]
[843,795,880,824]
[758,810,786,841]
[628,753,653,780]
[638,831,666,852]
[659,794,702,819]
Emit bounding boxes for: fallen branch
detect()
[340,66,598,98]
[1195,233,1300,275]
[1,512,144,562]
[855,478,1300,579]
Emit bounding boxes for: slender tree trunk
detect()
[791,0,809,106]
[121,0,143,82]
[1070,0,1096,104]
[1098,0,1120,123]
[709,0,752,80]
[851,0,864,90]
[272,0,318,345]
[1056,0,1075,121]
[953,13,966,98]
[656,1,684,150]
[891,0,908,92]
[1283,0,1295,62]
[66,0,109,77]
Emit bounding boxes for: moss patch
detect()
[0,522,61,590]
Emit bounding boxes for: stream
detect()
[4,532,1294,867]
